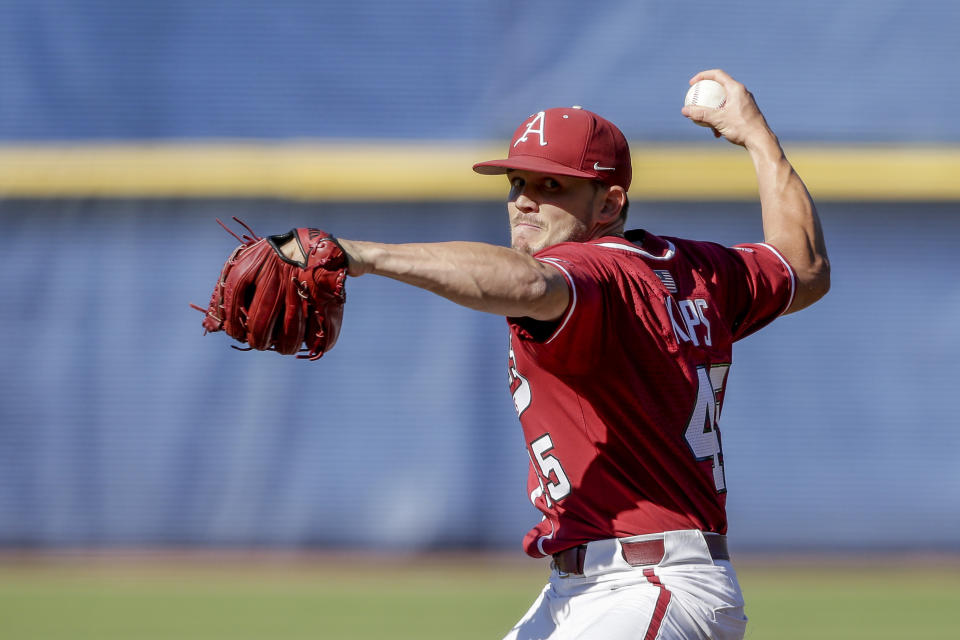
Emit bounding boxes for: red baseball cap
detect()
[473,106,632,191]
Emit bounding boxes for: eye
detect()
[543,177,561,190]
[509,177,525,198]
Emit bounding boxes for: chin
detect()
[511,234,545,255]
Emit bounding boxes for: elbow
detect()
[790,255,831,312]
[808,255,831,301]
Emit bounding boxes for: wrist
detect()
[745,131,789,179]
[335,238,371,277]
[743,125,780,157]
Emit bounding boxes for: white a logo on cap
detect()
[514,111,547,147]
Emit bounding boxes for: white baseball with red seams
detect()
[684,79,726,127]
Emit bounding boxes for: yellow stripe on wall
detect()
[1,142,958,200]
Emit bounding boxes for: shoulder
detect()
[535,231,719,269]
[533,232,676,264]
[529,231,762,293]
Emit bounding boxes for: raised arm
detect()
[284,237,570,321]
[682,69,830,313]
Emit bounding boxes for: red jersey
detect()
[507,229,796,558]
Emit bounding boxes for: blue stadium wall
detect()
[2,0,959,143]
[1,0,958,551]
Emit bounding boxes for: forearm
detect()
[336,239,569,320]
[683,69,831,313]
[747,132,831,312]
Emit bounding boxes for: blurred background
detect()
[1,0,958,558]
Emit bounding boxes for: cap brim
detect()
[472,155,596,180]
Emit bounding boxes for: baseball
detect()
[684,80,726,127]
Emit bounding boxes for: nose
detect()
[513,188,538,213]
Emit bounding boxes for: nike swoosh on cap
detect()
[593,162,615,171]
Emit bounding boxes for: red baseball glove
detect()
[191,218,347,360]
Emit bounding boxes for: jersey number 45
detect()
[684,364,731,493]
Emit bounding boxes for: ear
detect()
[597,185,627,223]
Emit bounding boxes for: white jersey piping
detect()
[753,242,797,315]
[536,518,556,557]
[537,258,577,345]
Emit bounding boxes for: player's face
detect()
[507,170,605,255]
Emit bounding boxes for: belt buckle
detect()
[551,559,574,579]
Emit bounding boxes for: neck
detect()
[591,220,626,240]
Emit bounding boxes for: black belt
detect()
[552,535,730,576]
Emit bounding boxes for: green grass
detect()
[739,560,960,640]
[0,552,957,639]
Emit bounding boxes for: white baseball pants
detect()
[502,531,748,640]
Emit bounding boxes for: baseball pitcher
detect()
[195,69,829,639]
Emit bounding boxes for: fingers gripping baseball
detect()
[682,69,770,147]
[191,218,347,361]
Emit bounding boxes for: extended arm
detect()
[286,238,571,321]
[682,69,830,313]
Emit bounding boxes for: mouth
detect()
[512,217,542,231]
